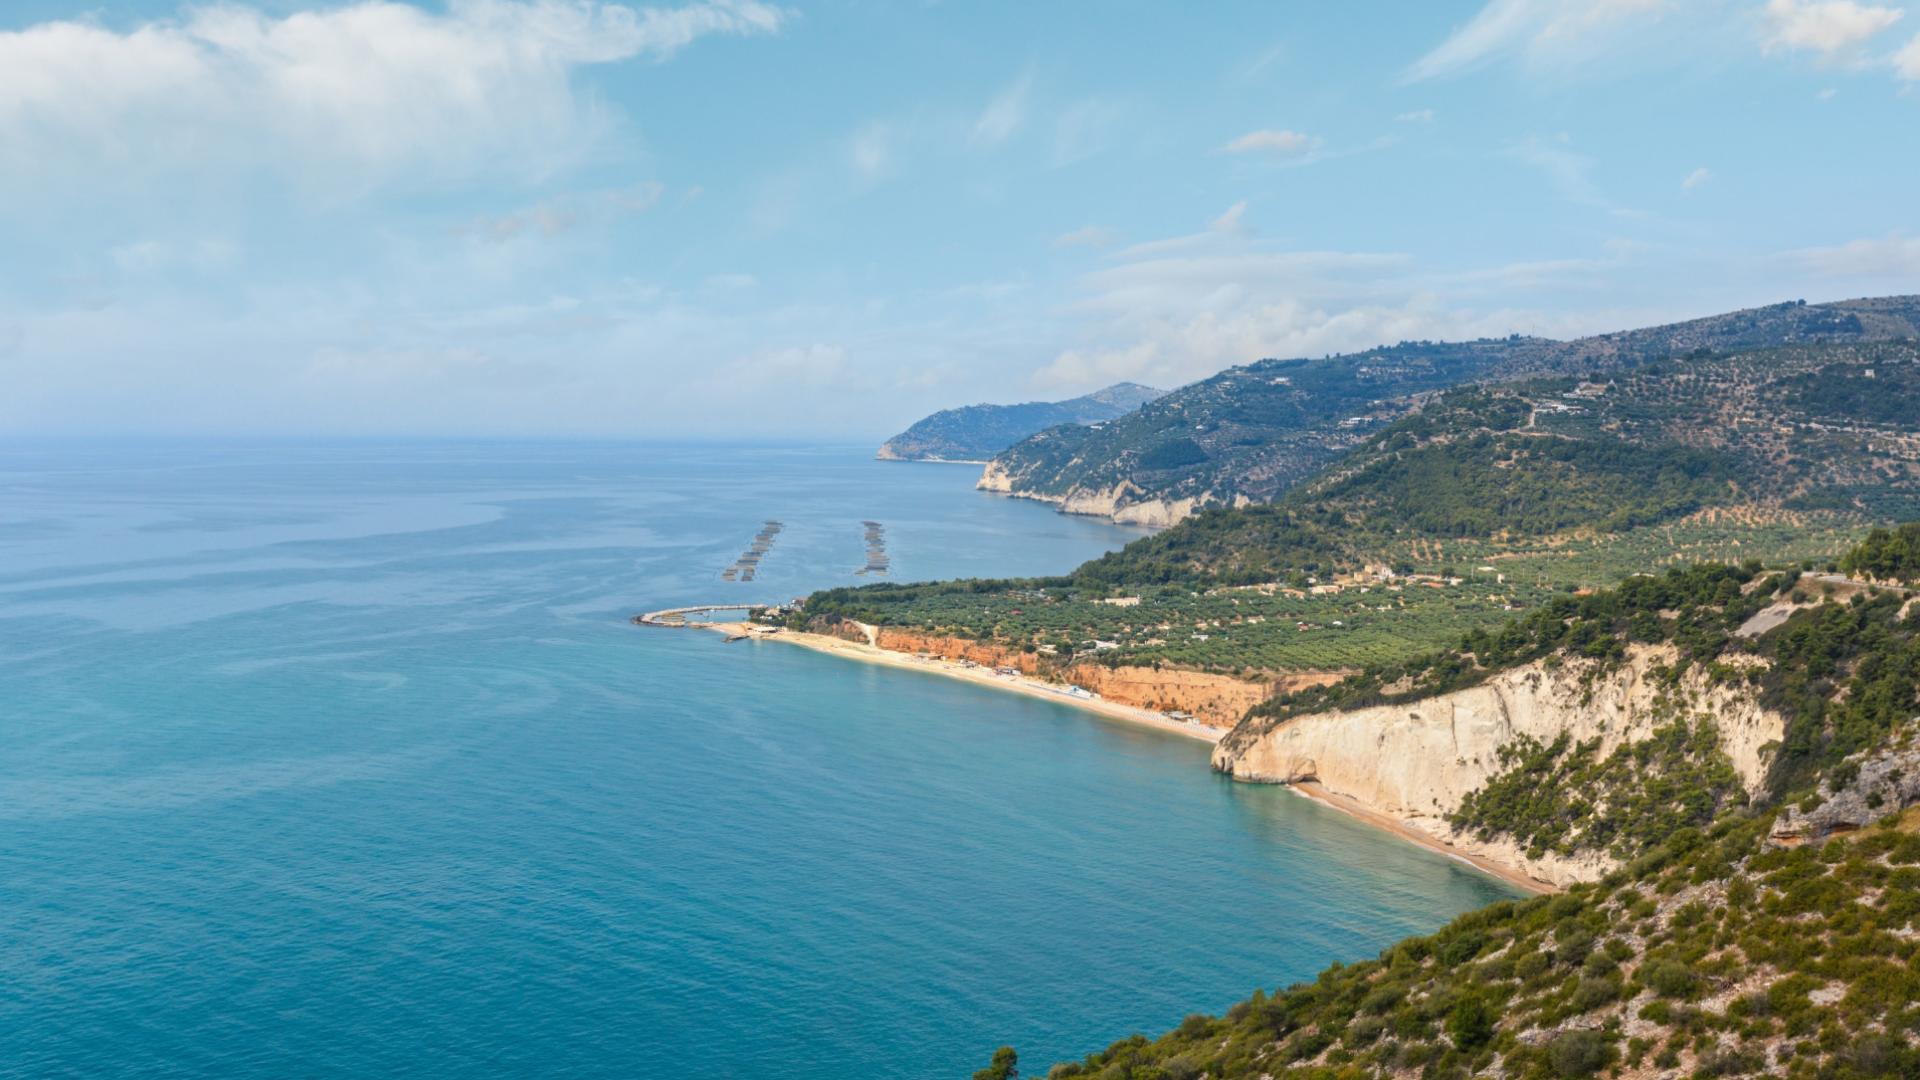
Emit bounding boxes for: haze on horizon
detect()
[2,0,1918,440]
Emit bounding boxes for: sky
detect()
[2,0,1918,438]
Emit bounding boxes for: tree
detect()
[973,1045,1018,1080]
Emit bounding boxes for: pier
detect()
[634,604,760,628]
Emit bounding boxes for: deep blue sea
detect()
[0,442,1516,1079]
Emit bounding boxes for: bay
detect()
[0,441,1516,1079]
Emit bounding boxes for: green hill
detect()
[877,382,1164,462]
[982,297,1920,524]
[1075,339,1920,586]
[991,540,1920,1080]
[797,340,1917,682]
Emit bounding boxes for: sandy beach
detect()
[1287,782,1557,894]
[639,608,1563,891]
[709,623,1224,744]
[754,621,1554,891]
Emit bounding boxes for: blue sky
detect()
[2,0,1917,438]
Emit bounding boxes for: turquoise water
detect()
[0,442,1516,1079]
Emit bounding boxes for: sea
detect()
[0,441,1517,1079]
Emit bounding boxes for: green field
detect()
[799,515,1868,676]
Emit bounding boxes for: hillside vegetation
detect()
[1076,339,1920,585]
[1000,532,1920,1080]
[801,337,1914,680]
[980,297,1920,524]
[877,383,1163,462]
[1842,524,1920,584]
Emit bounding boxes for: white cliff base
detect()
[1212,644,1786,888]
[975,463,1224,529]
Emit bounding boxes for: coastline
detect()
[637,609,1560,890]
[719,623,1224,744]
[1286,782,1557,895]
[758,619,1553,891]
[641,611,1222,744]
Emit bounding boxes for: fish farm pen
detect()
[721,521,783,582]
[856,520,890,576]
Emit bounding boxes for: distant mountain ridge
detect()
[978,296,1920,526]
[876,382,1164,462]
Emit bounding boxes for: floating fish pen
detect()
[854,519,891,576]
[723,520,784,582]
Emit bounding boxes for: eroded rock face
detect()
[1772,739,1920,844]
[1211,645,1789,885]
[974,464,1217,528]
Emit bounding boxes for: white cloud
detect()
[1682,166,1713,191]
[971,69,1033,149]
[1404,0,1674,81]
[1395,108,1437,122]
[1030,238,1426,390]
[1222,129,1319,155]
[1210,201,1251,235]
[1791,233,1920,275]
[719,343,850,386]
[1054,225,1119,249]
[0,0,785,189]
[1760,0,1903,56]
[1897,32,1920,75]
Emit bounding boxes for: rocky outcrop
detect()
[974,465,1223,528]
[1211,644,1789,886]
[1771,738,1920,844]
[1071,665,1346,728]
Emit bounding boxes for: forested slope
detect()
[980,297,1920,525]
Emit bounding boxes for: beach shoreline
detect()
[707,622,1224,744]
[1285,782,1557,895]
[637,608,1561,890]
[761,618,1554,890]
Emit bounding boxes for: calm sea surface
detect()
[0,442,1515,1079]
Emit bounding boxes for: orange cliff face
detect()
[859,626,1348,729]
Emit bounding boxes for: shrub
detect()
[1548,1029,1613,1077]
[1571,977,1621,1012]
[1447,993,1495,1051]
[1516,951,1550,981]
[1555,928,1596,967]
[1642,959,1699,999]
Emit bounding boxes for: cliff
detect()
[1211,644,1787,887]
[975,463,1218,529]
[852,626,1343,728]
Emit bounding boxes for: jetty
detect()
[634,604,760,628]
